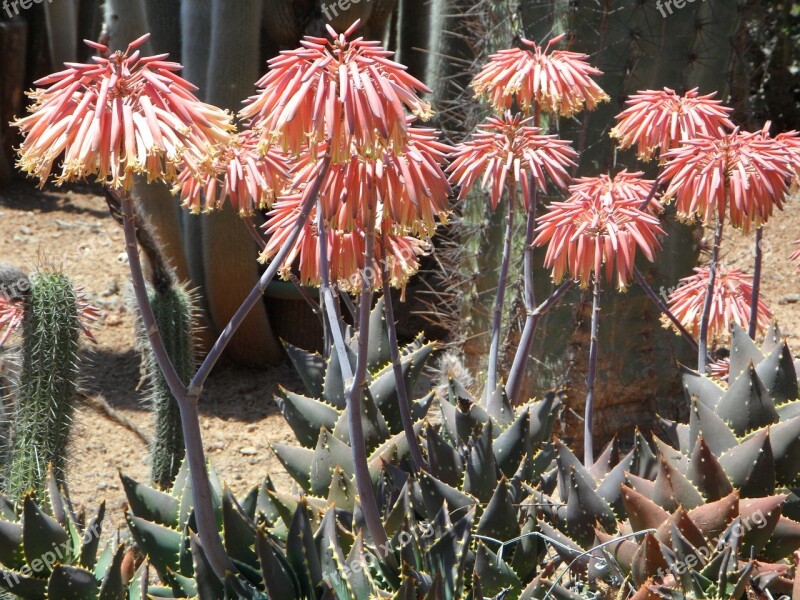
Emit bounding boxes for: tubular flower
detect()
[176,129,291,215]
[471,34,608,116]
[291,124,452,236]
[240,21,432,161]
[533,172,665,290]
[13,34,234,189]
[776,130,800,189]
[447,112,577,210]
[0,298,24,346]
[660,128,795,231]
[664,266,772,341]
[0,289,99,346]
[610,88,734,161]
[258,194,428,296]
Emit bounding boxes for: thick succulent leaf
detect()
[762,321,783,354]
[455,398,491,445]
[631,534,668,587]
[428,509,474,599]
[311,427,355,497]
[47,565,99,599]
[777,400,800,420]
[187,532,225,599]
[511,513,543,583]
[729,321,763,381]
[493,409,530,477]
[687,436,733,501]
[23,496,68,576]
[464,420,499,502]
[315,509,349,600]
[594,529,637,574]
[0,568,47,596]
[756,341,798,405]
[739,495,785,556]
[565,466,617,547]
[222,487,258,567]
[323,342,356,410]
[424,424,462,488]
[343,533,381,600]
[367,422,425,480]
[535,520,588,571]
[761,414,800,484]
[418,471,475,522]
[652,453,704,511]
[120,474,180,529]
[630,431,658,479]
[476,478,520,543]
[256,477,282,526]
[367,297,391,371]
[621,485,670,533]
[596,450,635,514]
[411,392,434,423]
[519,576,584,600]
[272,443,314,492]
[554,439,592,503]
[484,385,515,428]
[625,473,655,498]
[97,545,127,600]
[688,397,737,456]
[125,514,182,583]
[761,516,800,562]
[283,341,326,398]
[686,491,739,542]
[80,501,105,570]
[0,519,24,570]
[333,389,390,453]
[719,428,776,497]
[589,437,619,481]
[327,465,357,513]
[256,529,299,599]
[654,507,706,549]
[680,365,723,410]
[276,389,340,448]
[527,392,560,445]
[473,542,522,597]
[716,363,778,436]
[287,501,323,599]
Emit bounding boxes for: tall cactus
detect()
[4,270,81,501]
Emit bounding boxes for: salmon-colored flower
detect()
[708,356,730,381]
[240,21,432,161]
[0,286,99,346]
[258,193,428,295]
[660,128,795,231]
[176,129,290,215]
[447,112,577,210]
[610,88,733,161]
[534,171,665,290]
[292,123,452,236]
[0,298,24,346]
[664,265,772,341]
[13,34,234,189]
[471,34,608,116]
[776,130,800,188]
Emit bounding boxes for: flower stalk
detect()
[749,226,764,339]
[698,214,725,374]
[584,277,601,466]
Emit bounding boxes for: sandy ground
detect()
[0,179,798,535]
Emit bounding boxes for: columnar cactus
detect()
[4,270,81,501]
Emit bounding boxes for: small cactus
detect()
[139,285,196,489]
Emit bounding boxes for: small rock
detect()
[208,441,224,451]
[779,294,800,305]
[19,226,31,235]
[105,314,122,326]
[239,447,258,456]
[246,424,258,432]
[117,252,129,263]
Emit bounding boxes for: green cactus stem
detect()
[4,270,80,501]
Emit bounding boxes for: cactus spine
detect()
[4,270,80,500]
